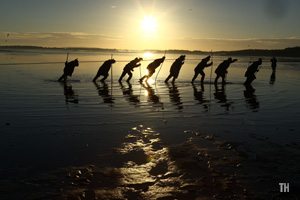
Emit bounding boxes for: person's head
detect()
[110,59,116,64]
[203,56,210,62]
[228,57,232,62]
[258,58,262,65]
[180,55,186,60]
[72,58,79,66]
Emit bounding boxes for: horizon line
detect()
[1,45,299,53]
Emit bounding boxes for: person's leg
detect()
[191,72,198,83]
[126,71,133,82]
[140,75,146,82]
[221,74,226,84]
[244,77,250,85]
[214,75,220,84]
[58,74,66,82]
[172,77,176,83]
[145,72,153,82]
[165,74,172,82]
[101,75,108,82]
[200,71,205,83]
[93,75,99,82]
[119,71,126,82]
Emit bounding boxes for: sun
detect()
[140,15,158,35]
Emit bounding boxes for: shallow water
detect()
[0,51,300,199]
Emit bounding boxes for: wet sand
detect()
[0,52,300,199]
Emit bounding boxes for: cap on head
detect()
[258,58,262,64]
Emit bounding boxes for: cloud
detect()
[164,36,300,51]
[0,32,124,48]
[1,32,300,51]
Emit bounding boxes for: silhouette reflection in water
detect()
[244,84,259,111]
[93,81,115,104]
[269,70,276,84]
[141,82,163,107]
[192,83,209,111]
[165,82,183,110]
[214,84,233,111]
[269,57,277,84]
[60,82,79,104]
[119,82,140,107]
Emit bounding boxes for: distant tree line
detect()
[0,45,299,57]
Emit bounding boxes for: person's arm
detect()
[206,62,213,67]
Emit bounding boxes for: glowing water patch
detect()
[143,52,154,59]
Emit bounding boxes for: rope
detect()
[0,57,258,66]
[0,58,207,66]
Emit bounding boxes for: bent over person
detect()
[191,56,213,83]
[119,57,143,82]
[93,59,116,82]
[58,59,79,82]
[244,58,262,85]
[140,56,165,83]
[214,57,237,84]
[165,55,185,83]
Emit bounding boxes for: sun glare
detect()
[144,69,155,84]
[140,15,158,35]
[143,52,154,59]
[147,78,155,84]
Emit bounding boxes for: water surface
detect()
[0,51,300,199]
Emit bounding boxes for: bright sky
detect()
[0,0,299,51]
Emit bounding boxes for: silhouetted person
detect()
[191,56,213,83]
[58,59,79,82]
[271,57,277,71]
[140,56,165,83]
[244,58,262,85]
[165,55,185,83]
[119,57,143,82]
[93,59,116,82]
[214,57,237,84]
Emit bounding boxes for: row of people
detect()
[58,55,277,85]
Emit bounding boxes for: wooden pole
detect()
[155,50,167,82]
[210,50,213,84]
[111,54,113,97]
